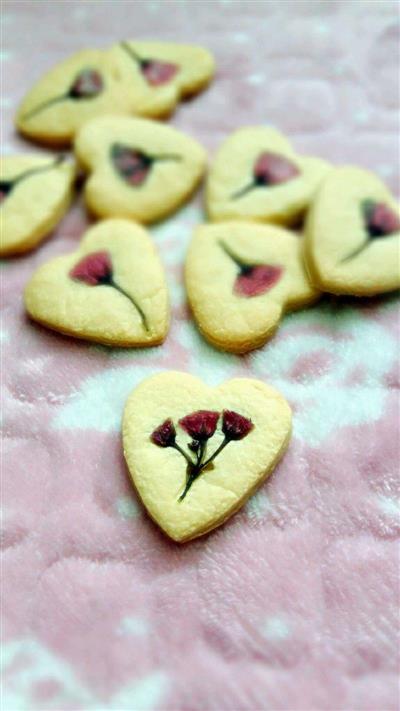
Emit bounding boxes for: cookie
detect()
[16,49,130,146]
[304,166,400,296]
[24,219,169,346]
[206,127,330,226]
[74,116,207,223]
[123,371,292,542]
[16,42,215,146]
[185,221,319,353]
[0,155,75,257]
[108,40,215,118]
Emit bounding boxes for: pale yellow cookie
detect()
[207,127,330,226]
[16,50,131,146]
[123,371,292,542]
[24,219,169,346]
[74,116,207,223]
[185,222,319,353]
[0,155,75,257]
[304,166,400,296]
[107,40,215,118]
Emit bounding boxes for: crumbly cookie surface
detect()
[185,221,319,353]
[0,155,75,256]
[24,218,170,346]
[123,371,292,542]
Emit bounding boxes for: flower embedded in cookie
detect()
[0,155,66,205]
[21,68,104,121]
[219,241,283,298]
[119,41,179,86]
[150,408,254,501]
[110,143,181,187]
[232,152,300,199]
[69,251,149,330]
[341,199,400,263]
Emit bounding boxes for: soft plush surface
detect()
[1,1,399,710]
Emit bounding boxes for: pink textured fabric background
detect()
[1,1,399,710]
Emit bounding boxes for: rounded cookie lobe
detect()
[0,155,75,257]
[74,116,207,223]
[24,218,170,346]
[122,371,292,542]
[206,126,330,225]
[185,221,319,353]
[16,49,131,146]
[304,166,400,296]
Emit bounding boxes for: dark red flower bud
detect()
[254,152,300,186]
[69,251,113,286]
[111,144,152,186]
[179,410,219,441]
[141,59,178,86]
[70,69,104,99]
[222,410,253,440]
[150,418,176,447]
[363,200,400,238]
[234,264,283,297]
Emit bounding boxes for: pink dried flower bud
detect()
[69,251,113,286]
[364,201,400,237]
[70,69,104,98]
[234,264,283,297]
[150,418,176,447]
[179,410,219,441]
[222,410,253,440]
[254,152,300,186]
[141,60,178,86]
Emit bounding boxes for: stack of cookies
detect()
[2,40,399,355]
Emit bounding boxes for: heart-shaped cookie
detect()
[16,42,215,146]
[74,116,207,223]
[24,219,170,346]
[185,222,319,353]
[123,372,292,542]
[0,155,75,257]
[16,49,131,146]
[107,40,215,118]
[206,127,330,226]
[304,166,400,296]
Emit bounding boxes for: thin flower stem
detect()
[200,436,230,470]
[152,154,182,162]
[119,41,143,65]
[231,181,256,200]
[11,155,65,187]
[173,442,195,467]
[110,280,149,332]
[21,94,68,121]
[219,241,248,269]
[340,239,369,263]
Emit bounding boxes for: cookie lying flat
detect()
[25,219,169,346]
[304,167,400,296]
[16,50,130,146]
[0,155,75,257]
[123,371,292,542]
[74,116,207,223]
[16,42,215,146]
[185,222,319,353]
[207,127,330,226]
[108,40,215,118]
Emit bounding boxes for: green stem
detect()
[10,155,66,188]
[119,41,143,65]
[172,442,195,467]
[340,239,369,263]
[219,241,249,269]
[109,279,149,332]
[21,94,69,121]
[231,180,256,200]
[200,436,230,470]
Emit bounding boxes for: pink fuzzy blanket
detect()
[2,1,399,709]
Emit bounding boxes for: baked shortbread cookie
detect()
[74,116,207,223]
[0,155,75,257]
[16,50,131,146]
[304,167,400,296]
[25,219,169,346]
[123,371,292,542]
[16,42,215,146]
[185,222,319,353]
[207,127,330,225]
[107,40,215,118]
